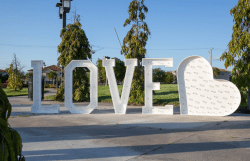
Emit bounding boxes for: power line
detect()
[0,44,57,48]
[114,27,122,47]
[0,43,226,51]
[147,47,225,51]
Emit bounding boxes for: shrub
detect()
[45,84,56,88]
[0,85,25,160]
[166,72,174,84]
[49,84,56,88]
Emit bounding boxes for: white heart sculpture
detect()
[177,56,241,116]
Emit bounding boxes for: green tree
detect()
[213,67,220,78]
[112,57,126,83]
[7,54,24,91]
[55,16,91,102]
[0,86,25,160]
[96,58,126,85]
[121,0,151,104]
[153,68,166,83]
[47,71,57,85]
[96,59,106,84]
[165,72,174,84]
[7,64,23,91]
[25,73,33,80]
[220,0,250,109]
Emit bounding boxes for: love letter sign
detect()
[177,56,241,116]
[31,56,241,116]
[31,60,60,113]
[103,58,137,114]
[64,60,98,114]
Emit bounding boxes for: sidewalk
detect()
[8,92,250,161]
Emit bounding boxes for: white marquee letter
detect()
[103,58,137,114]
[177,56,241,116]
[65,60,98,114]
[31,60,60,113]
[142,58,173,114]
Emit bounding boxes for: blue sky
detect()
[0,0,239,73]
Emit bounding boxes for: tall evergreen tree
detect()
[121,0,151,104]
[7,54,23,91]
[55,16,91,101]
[220,0,250,109]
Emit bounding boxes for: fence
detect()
[1,83,8,88]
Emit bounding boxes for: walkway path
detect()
[7,93,250,161]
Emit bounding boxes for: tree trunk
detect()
[247,87,250,110]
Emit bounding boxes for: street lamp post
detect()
[56,0,73,28]
[56,0,73,85]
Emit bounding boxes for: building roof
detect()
[43,65,61,72]
[212,67,231,73]
[0,69,7,73]
[27,65,62,72]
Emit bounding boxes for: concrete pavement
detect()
[7,89,250,161]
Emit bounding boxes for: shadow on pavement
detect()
[22,140,250,160]
[14,120,250,144]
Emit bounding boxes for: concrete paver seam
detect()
[126,132,197,161]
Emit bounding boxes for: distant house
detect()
[28,65,62,84]
[212,67,231,80]
[169,70,177,84]
[0,69,8,76]
[171,70,177,76]
[0,69,8,86]
[170,67,231,82]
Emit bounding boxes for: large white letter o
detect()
[64,60,98,114]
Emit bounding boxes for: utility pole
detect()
[90,46,95,62]
[209,48,214,66]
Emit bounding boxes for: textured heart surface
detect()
[177,56,241,116]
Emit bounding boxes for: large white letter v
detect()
[103,58,137,114]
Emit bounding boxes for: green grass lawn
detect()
[5,84,247,109]
[3,88,47,97]
[3,88,28,97]
[98,84,180,106]
[153,84,179,106]
[44,95,55,100]
[98,85,123,103]
[44,84,180,106]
